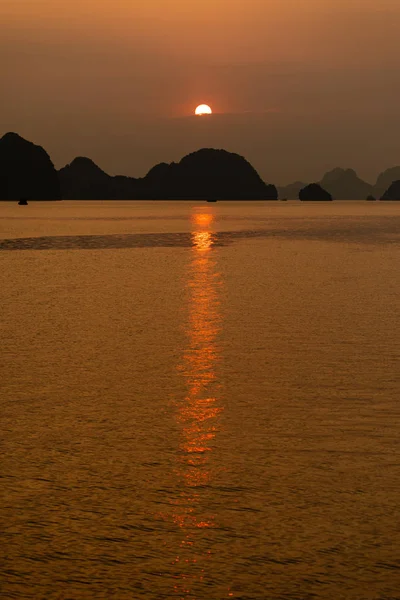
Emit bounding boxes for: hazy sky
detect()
[2,0,400,183]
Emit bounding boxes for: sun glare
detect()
[195,104,212,116]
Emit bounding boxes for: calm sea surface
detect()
[1,201,400,599]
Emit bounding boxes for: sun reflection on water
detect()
[171,210,226,597]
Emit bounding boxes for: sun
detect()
[195,104,212,116]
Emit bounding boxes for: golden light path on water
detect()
[170,210,230,598]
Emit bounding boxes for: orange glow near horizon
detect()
[194,213,214,227]
[3,0,399,184]
[192,213,215,252]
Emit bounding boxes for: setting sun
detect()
[195,104,212,116]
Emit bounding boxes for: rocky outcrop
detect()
[319,168,373,200]
[59,148,278,200]
[139,149,277,200]
[280,168,374,200]
[58,157,126,199]
[375,167,400,198]
[0,132,60,200]
[299,183,332,201]
[366,195,376,201]
[380,180,400,200]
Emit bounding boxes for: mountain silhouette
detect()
[59,148,277,200]
[281,168,379,200]
[380,180,400,200]
[0,132,60,200]
[375,167,400,198]
[277,181,306,200]
[59,157,146,200]
[320,168,374,200]
[139,149,277,200]
[299,183,332,201]
[3,131,400,202]
[59,157,119,199]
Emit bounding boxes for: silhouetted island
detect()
[279,166,400,200]
[375,168,400,198]
[320,168,374,200]
[280,168,374,200]
[299,183,332,201]
[58,157,116,200]
[3,131,400,202]
[277,181,306,201]
[59,148,278,200]
[0,132,60,200]
[381,180,400,200]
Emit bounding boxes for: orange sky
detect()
[2,0,400,183]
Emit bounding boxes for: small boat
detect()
[18,199,28,205]
[206,199,218,203]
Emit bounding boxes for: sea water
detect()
[1,201,400,599]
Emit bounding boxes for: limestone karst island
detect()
[1,132,400,201]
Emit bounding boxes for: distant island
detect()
[277,167,400,201]
[299,183,332,201]
[381,180,400,201]
[1,132,400,201]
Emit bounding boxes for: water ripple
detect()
[1,218,400,251]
